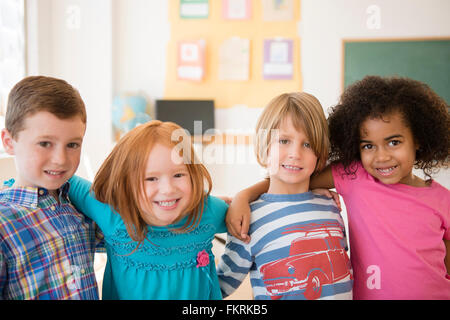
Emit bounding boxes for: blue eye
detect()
[304,142,311,148]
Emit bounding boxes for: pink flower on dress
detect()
[196,250,210,268]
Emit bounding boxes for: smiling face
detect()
[2,111,85,194]
[267,117,318,194]
[359,111,423,187]
[139,143,193,227]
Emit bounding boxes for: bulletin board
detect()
[164,0,302,109]
[343,38,450,104]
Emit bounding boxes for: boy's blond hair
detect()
[6,76,86,139]
[92,120,212,248]
[255,92,330,173]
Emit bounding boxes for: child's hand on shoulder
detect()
[225,194,251,244]
[312,188,342,211]
[216,195,232,205]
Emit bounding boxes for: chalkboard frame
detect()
[341,37,450,104]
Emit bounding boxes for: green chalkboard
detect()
[343,39,450,104]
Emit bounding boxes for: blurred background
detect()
[0,0,449,299]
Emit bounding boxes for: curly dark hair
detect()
[328,75,450,180]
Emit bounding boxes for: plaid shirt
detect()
[0,181,103,300]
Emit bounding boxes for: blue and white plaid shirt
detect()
[0,180,104,300]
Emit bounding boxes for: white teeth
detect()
[283,165,301,170]
[46,171,63,176]
[158,200,177,207]
[377,166,396,175]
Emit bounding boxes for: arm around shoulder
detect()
[207,195,229,234]
[310,165,335,190]
[226,179,269,242]
[68,175,93,208]
[68,176,112,224]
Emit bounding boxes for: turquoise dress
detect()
[68,176,228,300]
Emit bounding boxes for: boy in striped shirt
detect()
[0,76,103,299]
[217,92,353,300]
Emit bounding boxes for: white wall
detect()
[27,0,113,178]
[112,0,169,102]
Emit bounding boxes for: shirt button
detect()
[39,190,44,195]
[50,205,56,211]
[81,269,85,274]
[72,235,76,240]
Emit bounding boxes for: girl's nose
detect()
[159,178,175,194]
[375,147,391,162]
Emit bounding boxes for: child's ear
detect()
[1,128,16,155]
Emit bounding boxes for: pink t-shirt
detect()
[332,162,450,300]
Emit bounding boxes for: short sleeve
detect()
[331,163,349,196]
[332,162,366,197]
[206,195,229,234]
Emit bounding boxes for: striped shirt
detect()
[0,182,103,300]
[217,192,353,300]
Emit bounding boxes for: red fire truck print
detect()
[259,221,352,300]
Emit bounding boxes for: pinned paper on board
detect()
[263,39,293,80]
[222,0,251,20]
[177,40,206,81]
[262,0,294,21]
[180,0,209,19]
[219,38,250,81]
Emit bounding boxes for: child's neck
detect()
[398,173,428,188]
[13,177,61,201]
[267,178,310,195]
[49,190,60,202]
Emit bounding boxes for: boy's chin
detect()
[39,177,71,191]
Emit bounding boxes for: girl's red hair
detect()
[92,120,212,247]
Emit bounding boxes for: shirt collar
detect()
[0,179,71,208]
